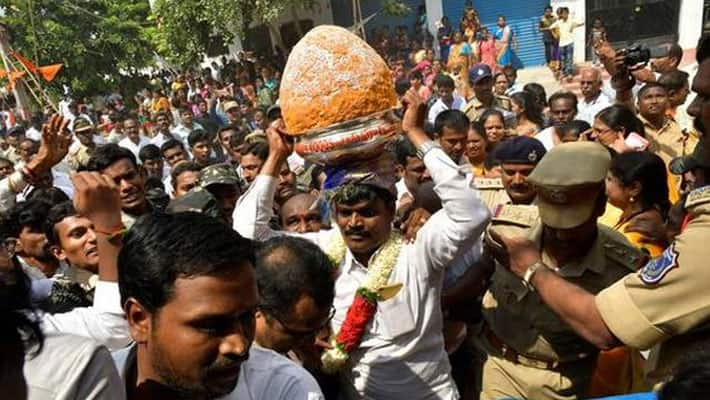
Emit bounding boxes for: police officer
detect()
[199,163,242,226]
[476,136,547,211]
[463,63,512,123]
[67,118,96,170]
[475,142,644,400]
[494,37,710,388]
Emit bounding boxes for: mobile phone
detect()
[625,132,649,151]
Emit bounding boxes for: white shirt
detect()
[427,96,466,125]
[505,82,525,96]
[41,281,131,351]
[25,334,125,400]
[577,92,612,125]
[395,178,412,203]
[118,135,151,161]
[534,126,557,151]
[234,148,490,399]
[26,126,42,141]
[150,131,177,148]
[112,344,324,400]
[171,121,204,145]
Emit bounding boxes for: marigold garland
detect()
[321,230,403,373]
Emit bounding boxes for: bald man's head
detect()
[580,68,603,100]
[280,193,323,233]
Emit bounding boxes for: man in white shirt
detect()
[111,213,324,399]
[150,111,180,148]
[577,68,612,125]
[118,117,151,161]
[535,91,579,150]
[234,89,490,399]
[2,166,131,351]
[172,107,205,145]
[427,74,466,125]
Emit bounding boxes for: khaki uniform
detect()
[463,95,512,122]
[473,177,510,211]
[476,218,644,400]
[67,144,93,171]
[596,185,710,383]
[641,115,697,166]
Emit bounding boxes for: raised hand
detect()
[487,230,540,279]
[265,119,294,161]
[401,88,426,133]
[71,172,122,231]
[27,114,72,176]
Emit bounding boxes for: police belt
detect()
[484,325,591,370]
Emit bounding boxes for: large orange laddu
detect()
[279,25,397,136]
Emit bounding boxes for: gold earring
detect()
[629,196,636,203]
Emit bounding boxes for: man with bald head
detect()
[577,68,612,125]
[279,192,324,233]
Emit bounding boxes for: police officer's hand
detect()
[71,172,122,231]
[401,88,426,133]
[489,230,540,279]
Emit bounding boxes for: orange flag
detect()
[7,70,26,89]
[38,64,63,82]
[12,52,38,74]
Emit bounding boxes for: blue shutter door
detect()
[443,0,548,68]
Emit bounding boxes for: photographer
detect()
[595,41,684,107]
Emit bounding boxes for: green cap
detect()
[527,142,610,229]
[199,163,241,189]
[166,187,223,219]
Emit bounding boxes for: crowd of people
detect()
[1,3,710,400]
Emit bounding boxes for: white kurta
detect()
[233,147,490,399]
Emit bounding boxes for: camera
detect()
[618,44,670,67]
[619,45,651,66]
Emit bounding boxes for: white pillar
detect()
[678,0,703,50]
[425,0,443,38]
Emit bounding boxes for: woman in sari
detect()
[447,31,473,72]
[494,16,515,68]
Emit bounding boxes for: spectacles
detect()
[263,305,336,341]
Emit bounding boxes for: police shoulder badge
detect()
[639,244,679,284]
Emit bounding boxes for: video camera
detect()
[618,44,670,67]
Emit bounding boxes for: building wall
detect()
[330,0,424,41]
[678,0,704,50]
[424,0,444,37]
[227,0,334,56]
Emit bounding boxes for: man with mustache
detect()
[638,82,696,167]
[493,136,547,206]
[86,144,150,228]
[474,142,645,400]
[234,89,490,399]
[492,34,710,392]
[112,213,323,399]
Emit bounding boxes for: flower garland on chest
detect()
[321,229,404,373]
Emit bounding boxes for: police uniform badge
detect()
[639,244,679,284]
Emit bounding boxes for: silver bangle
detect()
[416,140,441,159]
